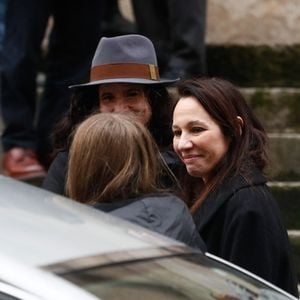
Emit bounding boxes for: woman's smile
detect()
[173,96,230,180]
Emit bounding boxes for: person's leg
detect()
[131,0,170,73]
[36,0,104,164]
[0,0,50,151]
[100,0,135,36]
[0,0,49,179]
[165,0,207,78]
[0,0,7,49]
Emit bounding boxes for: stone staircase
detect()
[241,87,300,283]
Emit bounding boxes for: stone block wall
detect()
[206,0,300,45]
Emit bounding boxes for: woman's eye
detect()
[172,130,181,137]
[191,127,204,134]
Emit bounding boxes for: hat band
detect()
[90,63,160,82]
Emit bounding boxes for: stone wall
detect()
[207,0,300,45]
[119,0,300,45]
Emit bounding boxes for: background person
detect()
[132,0,207,79]
[172,77,298,296]
[67,112,206,251]
[0,0,6,48]
[42,34,182,195]
[0,0,104,180]
[101,0,136,36]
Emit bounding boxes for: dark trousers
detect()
[132,0,207,78]
[0,0,103,158]
[0,0,6,47]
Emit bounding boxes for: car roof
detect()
[0,175,182,267]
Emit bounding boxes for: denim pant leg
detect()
[0,0,7,48]
[131,0,170,73]
[167,0,207,76]
[36,0,104,157]
[0,0,50,151]
[132,0,207,77]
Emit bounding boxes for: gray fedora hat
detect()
[70,34,178,89]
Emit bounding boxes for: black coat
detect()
[194,168,298,297]
[42,151,68,195]
[42,150,183,196]
[94,193,206,251]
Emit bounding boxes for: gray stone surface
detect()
[268,135,300,180]
[206,0,300,45]
[242,88,300,132]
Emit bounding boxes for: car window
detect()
[60,254,288,300]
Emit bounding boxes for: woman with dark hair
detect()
[42,34,181,195]
[66,112,205,250]
[172,77,298,296]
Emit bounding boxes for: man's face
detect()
[98,83,152,125]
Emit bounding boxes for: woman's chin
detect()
[186,167,203,178]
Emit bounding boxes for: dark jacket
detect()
[42,150,183,196]
[94,193,206,251]
[42,151,68,196]
[194,168,298,297]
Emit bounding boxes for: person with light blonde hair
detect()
[66,112,205,251]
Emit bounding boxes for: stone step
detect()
[231,87,300,180]
[270,182,300,229]
[288,230,300,283]
[267,134,300,180]
[241,87,300,133]
[207,44,300,87]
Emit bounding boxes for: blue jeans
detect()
[0,0,6,48]
[0,0,104,159]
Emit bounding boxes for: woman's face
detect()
[172,96,230,181]
[98,83,152,125]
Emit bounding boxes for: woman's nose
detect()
[177,136,193,150]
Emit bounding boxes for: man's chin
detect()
[127,112,149,124]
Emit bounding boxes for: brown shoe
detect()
[3,148,46,181]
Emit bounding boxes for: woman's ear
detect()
[236,116,244,135]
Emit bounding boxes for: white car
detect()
[0,175,296,300]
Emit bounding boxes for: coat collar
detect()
[92,193,171,212]
[193,168,267,232]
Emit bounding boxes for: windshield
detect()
[59,253,289,300]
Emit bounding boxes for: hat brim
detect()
[69,77,179,89]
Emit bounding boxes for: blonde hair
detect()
[66,113,163,204]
